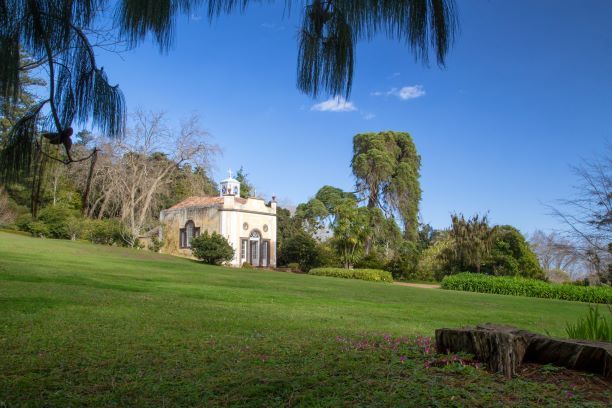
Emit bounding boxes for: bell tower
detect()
[220,168,241,197]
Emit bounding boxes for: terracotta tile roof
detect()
[168,196,248,209]
[169,196,223,209]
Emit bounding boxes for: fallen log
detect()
[435,324,611,379]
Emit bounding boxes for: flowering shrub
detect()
[441,273,612,304]
[309,267,393,283]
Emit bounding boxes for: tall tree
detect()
[445,213,493,274]
[351,131,421,242]
[1,1,456,181]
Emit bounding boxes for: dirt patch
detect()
[394,282,441,289]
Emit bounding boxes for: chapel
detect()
[159,170,277,267]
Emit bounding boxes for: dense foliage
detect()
[190,231,234,265]
[277,231,325,272]
[309,267,393,283]
[484,226,544,279]
[351,131,421,242]
[441,273,612,304]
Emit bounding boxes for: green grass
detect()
[0,232,608,407]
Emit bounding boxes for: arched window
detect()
[179,220,200,249]
[250,230,261,240]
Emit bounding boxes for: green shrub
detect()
[191,231,234,265]
[37,206,77,239]
[279,232,323,272]
[241,262,254,269]
[565,305,611,342]
[27,220,50,238]
[386,241,425,280]
[416,236,453,281]
[355,252,387,270]
[148,236,163,252]
[287,262,300,272]
[14,213,33,232]
[84,219,128,246]
[441,273,612,304]
[309,267,393,283]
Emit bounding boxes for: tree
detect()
[235,166,254,199]
[0,53,45,144]
[549,147,611,284]
[385,240,420,279]
[351,131,422,243]
[445,213,493,274]
[295,185,356,236]
[191,231,234,265]
[484,225,544,279]
[331,199,370,268]
[0,2,125,182]
[278,230,322,271]
[416,233,454,281]
[529,230,580,280]
[78,111,215,246]
[1,1,456,182]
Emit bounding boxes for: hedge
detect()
[441,273,612,304]
[309,268,393,283]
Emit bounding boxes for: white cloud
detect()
[397,85,426,100]
[371,85,426,101]
[310,96,357,112]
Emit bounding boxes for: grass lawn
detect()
[0,232,609,406]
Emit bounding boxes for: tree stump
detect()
[435,323,612,379]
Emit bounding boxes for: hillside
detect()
[0,232,607,406]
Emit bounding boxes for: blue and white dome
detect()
[220,169,240,196]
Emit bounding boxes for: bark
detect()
[435,323,612,378]
[81,149,98,216]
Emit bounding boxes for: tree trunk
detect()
[81,148,98,216]
[435,324,612,379]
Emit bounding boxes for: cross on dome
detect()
[228,168,233,179]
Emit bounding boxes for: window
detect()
[180,220,199,249]
[241,239,248,262]
[261,241,268,267]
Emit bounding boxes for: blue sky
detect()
[97,0,611,234]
